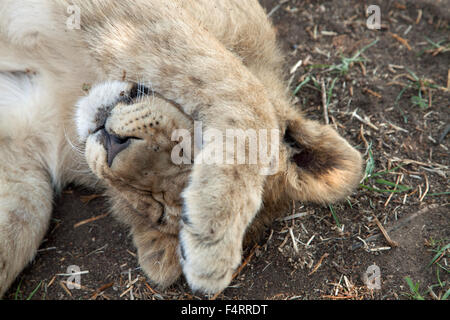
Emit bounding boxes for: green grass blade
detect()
[328,204,341,228]
[404,277,425,300]
[26,281,42,300]
[424,36,445,49]
[362,142,375,181]
[293,76,311,95]
[436,267,443,288]
[14,278,23,300]
[326,77,338,106]
[426,191,450,197]
[442,288,450,300]
[360,184,409,194]
[370,165,404,178]
[405,67,420,81]
[374,179,411,192]
[428,243,450,267]
[305,64,331,70]
[354,39,380,57]
[346,198,353,209]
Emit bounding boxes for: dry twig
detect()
[59,281,73,297]
[90,282,114,300]
[373,216,398,247]
[419,173,429,202]
[308,253,329,276]
[363,88,382,99]
[289,227,299,253]
[384,175,402,207]
[74,213,109,228]
[79,194,103,204]
[350,110,379,131]
[389,32,412,50]
[321,79,329,125]
[351,204,442,250]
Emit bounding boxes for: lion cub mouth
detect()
[101,128,133,167]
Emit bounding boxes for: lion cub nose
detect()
[101,129,132,167]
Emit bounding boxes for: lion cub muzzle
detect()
[100,128,133,167]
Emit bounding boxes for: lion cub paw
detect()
[178,226,242,294]
[133,228,182,289]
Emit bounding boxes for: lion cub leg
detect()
[106,188,183,289]
[0,72,55,297]
[0,146,53,297]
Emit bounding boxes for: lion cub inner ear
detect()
[283,118,363,204]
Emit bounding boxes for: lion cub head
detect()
[76,80,362,238]
[76,81,193,237]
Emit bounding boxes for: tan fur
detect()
[0,0,362,296]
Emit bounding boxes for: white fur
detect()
[0,73,46,134]
[75,81,130,141]
[0,1,55,46]
[0,72,63,183]
[0,1,101,296]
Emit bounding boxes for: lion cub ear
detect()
[282,117,363,204]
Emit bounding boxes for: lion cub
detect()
[0,0,362,296]
[76,78,362,292]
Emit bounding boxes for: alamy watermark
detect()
[363,264,381,290]
[366,5,381,30]
[171,122,280,176]
[66,5,81,30]
[57,265,88,290]
[66,4,382,31]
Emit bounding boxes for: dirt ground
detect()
[4,0,449,300]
